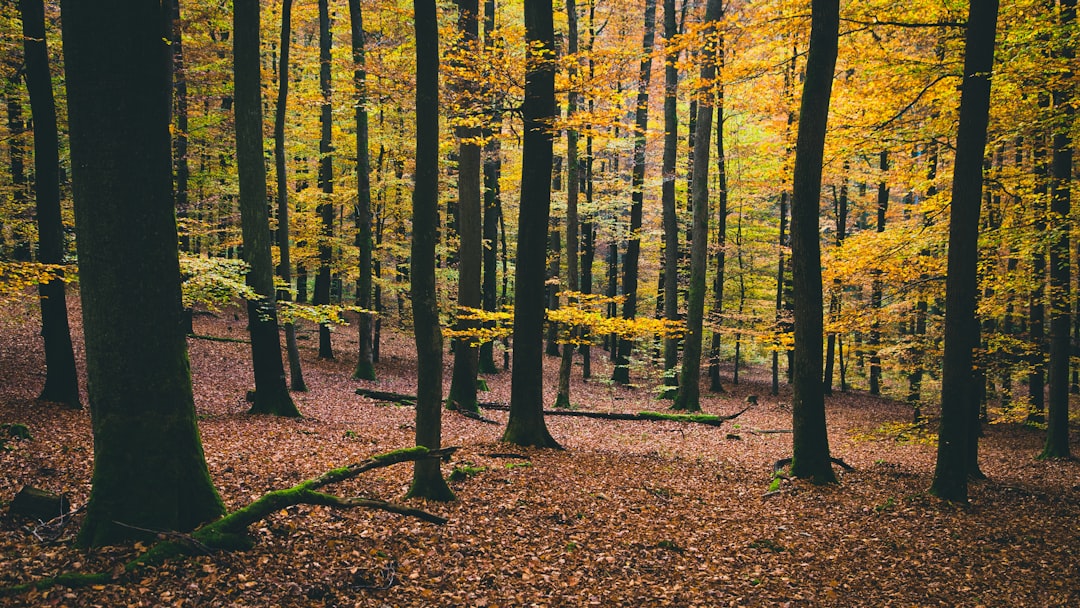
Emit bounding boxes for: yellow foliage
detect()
[0,262,73,303]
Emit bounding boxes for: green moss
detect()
[2,423,31,439]
[448,465,487,481]
[505,461,532,470]
[373,446,430,462]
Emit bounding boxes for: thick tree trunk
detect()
[349,0,376,382]
[1041,0,1074,460]
[673,0,722,413]
[788,0,839,484]
[61,0,225,546]
[503,0,560,449]
[20,0,80,408]
[448,0,483,413]
[315,0,335,360]
[234,0,299,417]
[613,0,657,385]
[408,0,455,500]
[273,0,307,392]
[930,0,999,502]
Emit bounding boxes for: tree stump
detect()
[9,486,70,521]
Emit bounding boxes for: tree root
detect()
[0,446,455,598]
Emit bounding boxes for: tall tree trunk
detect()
[772,191,789,396]
[503,0,560,449]
[613,0,657,385]
[20,0,80,408]
[707,25,728,394]
[545,222,561,356]
[1030,96,1050,419]
[930,0,999,502]
[315,0,335,360]
[448,0,483,412]
[673,0,722,412]
[349,0,376,382]
[788,0,839,484]
[273,0,307,392]
[62,0,225,546]
[408,0,455,500]
[234,0,300,417]
[824,170,848,396]
[659,0,681,400]
[868,151,888,395]
[169,0,191,252]
[554,0,581,409]
[1041,0,1074,460]
[479,0,501,376]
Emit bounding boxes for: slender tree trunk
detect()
[772,191,789,396]
[62,0,225,546]
[1041,0,1074,459]
[349,0,376,382]
[234,0,299,417]
[673,0,722,412]
[659,0,681,400]
[708,27,728,394]
[408,0,454,500]
[479,0,501,376]
[315,0,335,360]
[869,151,888,395]
[168,0,191,252]
[613,0,657,385]
[1030,98,1049,419]
[545,222,561,356]
[448,0,483,412]
[554,0,581,409]
[503,0,560,449]
[930,0,999,502]
[273,0,306,392]
[788,0,839,484]
[20,0,80,408]
[824,172,848,396]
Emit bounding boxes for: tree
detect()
[447,0,483,413]
[478,0,502,376]
[502,0,561,449]
[234,0,299,417]
[408,0,455,501]
[1040,0,1074,460]
[349,0,376,382]
[659,0,681,400]
[930,0,1000,502]
[315,0,335,360]
[60,0,225,546]
[273,0,307,392]
[673,0,723,413]
[788,0,839,483]
[20,0,80,408]
[613,0,657,385]
[707,10,729,394]
[168,0,190,252]
[554,0,581,410]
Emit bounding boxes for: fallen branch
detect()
[1,446,454,598]
[750,428,793,435]
[455,409,499,425]
[773,456,855,474]
[355,388,752,428]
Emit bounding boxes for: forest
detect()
[0,0,1078,605]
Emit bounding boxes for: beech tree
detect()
[788,0,839,483]
[233,0,299,417]
[931,0,1000,502]
[503,0,560,449]
[61,0,225,546]
[408,0,454,500]
[349,0,376,382]
[20,0,79,408]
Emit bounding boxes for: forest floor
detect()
[1,296,1079,607]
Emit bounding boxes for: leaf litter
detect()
[1,298,1078,606]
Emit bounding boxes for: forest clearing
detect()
[2,300,1078,607]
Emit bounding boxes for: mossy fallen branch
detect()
[0,446,455,599]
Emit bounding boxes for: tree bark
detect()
[20,0,81,408]
[168,0,190,252]
[408,0,455,500]
[788,0,839,484]
[930,0,1000,502]
[349,0,376,382]
[673,0,723,413]
[61,0,225,546]
[1041,0,1074,460]
[273,0,307,392]
[478,0,501,375]
[613,0,657,385]
[707,24,728,394]
[503,0,561,449]
[659,0,680,400]
[315,0,335,360]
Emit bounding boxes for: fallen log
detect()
[355,388,751,427]
[0,446,455,598]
